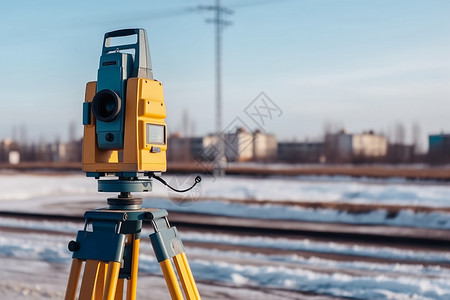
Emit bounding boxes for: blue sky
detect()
[0,0,449,149]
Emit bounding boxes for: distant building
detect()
[58,139,82,162]
[0,139,20,164]
[167,129,277,163]
[0,139,12,162]
[38,142,59,162]
[353,132,388,158]
[223,128,277,162]
[253,130,277,162]
[325,130,387,163]
[278,141,324,163]
[387,143,415,164]
[223,128,254,162]
[167,134,219,162]
[428,133,450,164]
[8,151,20,164]
[0,138,83,164]
[167,134,193,162]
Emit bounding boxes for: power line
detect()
[227,0,291,9]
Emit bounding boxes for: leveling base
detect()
[64,195,200,300]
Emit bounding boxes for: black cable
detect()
[150,174,202,193]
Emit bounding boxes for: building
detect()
[325,130,388,163]
[253,130,277,162]
[167,134,194,162]
[0,138,83,164]
[0,139,20,164]
[387,143,415,164]
[167,129,277,163]
[278,141,324,163]
[0,139,12,162]
[58,139,83,162]
[352,132,388,158]
[428,133,450,164]
[167,134,219,162]
[223,128,254,162]
[222,128,277,162]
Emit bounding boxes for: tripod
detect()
[64,189,201,300]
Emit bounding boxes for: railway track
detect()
[1,210,450,251]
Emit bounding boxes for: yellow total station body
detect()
[82,78,167,173]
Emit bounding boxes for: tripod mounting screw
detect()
[68,240,80,252]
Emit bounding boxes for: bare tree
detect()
[411,121,422,154]
[19,123,28,146]
[182,108,189,137]
[323,120,343,163]
[69,121,77,143]
[394,122,406,145]
[190,119,196,137]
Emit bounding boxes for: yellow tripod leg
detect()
[160,259,184,300]
[102,261,121,300]
[65,258,83,300]
[173,253,201,300]
[95,262,108,299]
[126,238,140,300]
[79,260,101,300]
[115,279,124,300]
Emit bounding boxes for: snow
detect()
[144,198,450,230]
[191,175,450,207]
[0,172,99,202]
[1,172,450,229]
[2,172,450,208]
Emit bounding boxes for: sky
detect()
[0,0,449,150]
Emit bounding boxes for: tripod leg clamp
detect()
[150,226,185,262]
[71,226,126,262]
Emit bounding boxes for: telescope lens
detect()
[92,89,121,122]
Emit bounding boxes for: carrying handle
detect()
[102,28,153,80]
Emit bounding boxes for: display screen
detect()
[146,123,165,145]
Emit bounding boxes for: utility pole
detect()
[198,0,233,175]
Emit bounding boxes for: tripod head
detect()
[87,171,201,210]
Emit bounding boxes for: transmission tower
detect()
[198,0,233,175]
